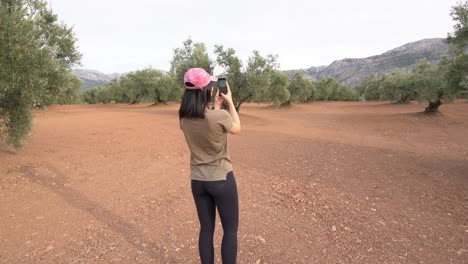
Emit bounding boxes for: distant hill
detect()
[73,69,121,90]
[286,38,451,87]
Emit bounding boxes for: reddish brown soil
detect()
[1,101,467,264]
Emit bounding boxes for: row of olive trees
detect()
[285,73,358,105]
[357,70,416,103]
[213,45,357,111]
[83,38,358,110]
[0,0,81,149]
[82,39,215,106]
[357,55,467,113]
[83,69,178,104]
[357,1,468,113]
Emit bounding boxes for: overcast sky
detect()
[50,0,459,74]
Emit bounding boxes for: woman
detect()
[179,68,241,264]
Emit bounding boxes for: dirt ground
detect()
[1,101,467,264]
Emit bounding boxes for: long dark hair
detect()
[178,82,213,120]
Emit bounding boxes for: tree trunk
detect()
[424,99,443,114]
[235,103,241,113]
[400,94,410,104]
[154,96,167,105]
[235,93,253,113]
[281,100,291,107]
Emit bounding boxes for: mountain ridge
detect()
[287,38,450,87]
[73,69,121,89]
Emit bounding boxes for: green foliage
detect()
[168,38,213,103]
[267,70,290,106]
[447,1,468,54]
[214,45,246,111]
[245,51,279,103]
[51,71,83,105]
[411,60,444,101]
[105,78,129,103]
[124,70,152,104]
[382,70,417,103]
[315,78,358,101]
[170,38,213,85]
[446,1,468,101]
[0,0,81,148]
[0,98,33,149]
[415,1,468,113]
[357,57,464,113]
[315,78,332,100]
[288,72,313,103]
[338,86,360,101]
[356,74,385,101]
[215,46,287,111]
[412,59,459,113]
[82,88,99,104]
[82,69,178,105]
[96,86,114,104]
[358,67,434,105]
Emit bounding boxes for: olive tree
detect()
[382,70,416,104]
[412,59,455,113]
[414,1,468,113]
[170,38,213,94]
[0,0,81,148]
[446,1,468,101]
[215,46,284,112]
[286,72,313,105]
[267,70,290,106]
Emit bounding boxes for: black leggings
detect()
[191,171,239,264]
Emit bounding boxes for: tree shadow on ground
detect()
[18,164,171,262]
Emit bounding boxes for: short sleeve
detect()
[218,110,233,133]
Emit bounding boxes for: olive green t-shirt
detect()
[180,110,233,181]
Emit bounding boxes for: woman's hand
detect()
[214,89,224,110]
[220,81,241,134]
[220,81,233,105]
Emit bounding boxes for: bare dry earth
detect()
[1,101,467,264]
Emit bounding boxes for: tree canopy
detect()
[0,0,81,148]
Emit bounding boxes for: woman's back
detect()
[180,110,233,181]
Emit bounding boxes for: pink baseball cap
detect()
[184,68,218,90]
